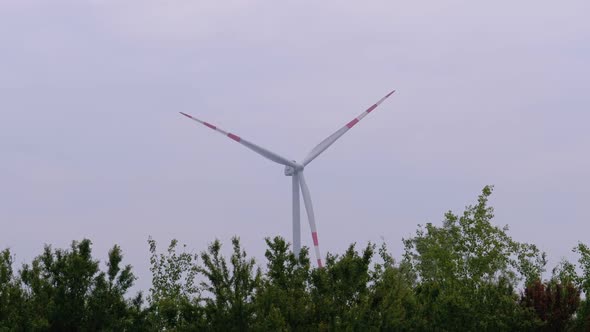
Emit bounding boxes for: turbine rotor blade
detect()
[180,112,298,168]
[302,89,396,166]
[298,171,323,268]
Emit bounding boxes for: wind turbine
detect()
[180,89,395,267]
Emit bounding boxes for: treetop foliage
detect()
[1,186,589,331]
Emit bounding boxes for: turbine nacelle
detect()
[284,162,304,176]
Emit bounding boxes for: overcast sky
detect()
[1,0,589,292]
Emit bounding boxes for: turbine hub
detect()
[284,161,303,176]
[284,165,295,176]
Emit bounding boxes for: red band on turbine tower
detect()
[317,259,323,268]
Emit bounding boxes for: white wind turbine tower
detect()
[180,89,395,267]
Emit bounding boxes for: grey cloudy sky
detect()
[1,0,589,292]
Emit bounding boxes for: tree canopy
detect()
[1,186,588,331]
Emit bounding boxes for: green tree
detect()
[199,237,260,331]
[403,185,545,331]
[0,249,26,330]
[308,243,375,330]
[570,242,590,331]
[19,239,137,331]
[20,239,100,331]
[252,236,313,331]
[147,237,203,330]
[85,245,137,331]
[364,244,419,330]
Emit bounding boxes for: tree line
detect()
[1,186,589,331]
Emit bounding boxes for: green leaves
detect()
[0,249,26,329]
[254,236,312,330]
[0,186,587,330]
[12,239,138,331]
[404,185,547,286]
[199,237,261,331]
[403,185,548,330]
[561,242,590,330]
[147,237,201,330]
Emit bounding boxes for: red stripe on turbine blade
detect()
[228,133,241,142]
[317,259,323,268]
[366,104,378,113]
[312,232,319,246]
[204,122,216,130]
[346,118,359,129]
